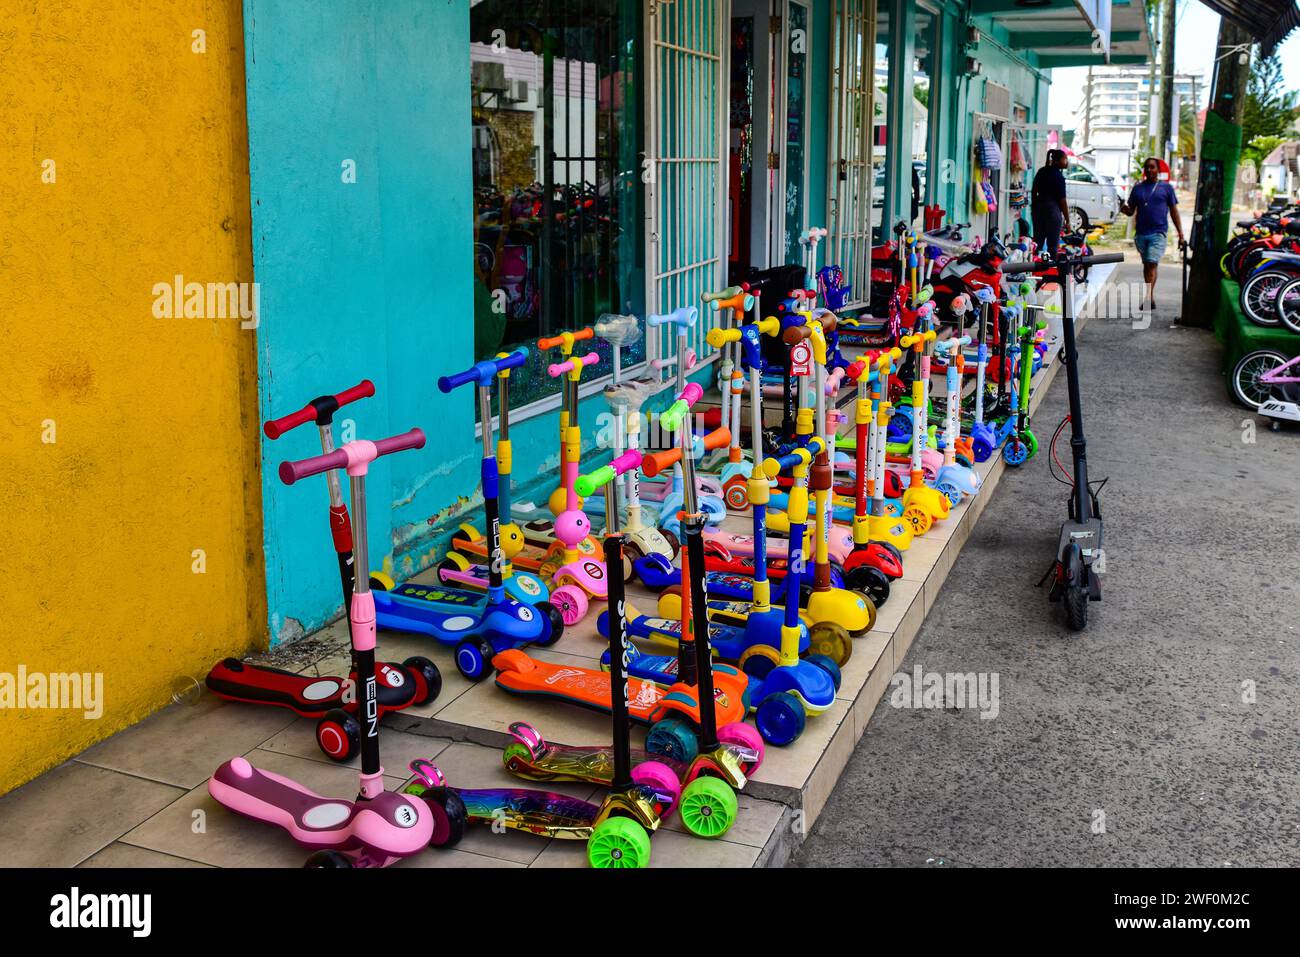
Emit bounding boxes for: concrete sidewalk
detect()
[794,264,1300,867]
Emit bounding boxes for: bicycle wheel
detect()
[1278,276,1300,334]
[1239,270,1290,326]
[1230,349,1288,409]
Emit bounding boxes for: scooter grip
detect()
[575,450,644,497]
[438,350,528,392]
[708,291,754,315]
[782,323,814,344]
[646,306,697,329]
[264,379,376,439]
[700,285,745,302]
[373,427,427,458]
[640,447,680,478]
[695,427,731,452]
[659,382,704,432]
[547,352,600,378]
[279,448,348,485]
[537,327,595,350]
[706,326,742,348]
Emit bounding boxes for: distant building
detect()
[1076,65,1204,180]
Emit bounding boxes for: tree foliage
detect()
[1242,54,1299,146]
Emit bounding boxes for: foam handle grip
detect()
[279,448,348,486]
[537,327,595,350]
[697,427,731,452]
[547,352,600,378]
[646,306,697,329]
[264,379,375,439]
[706,327,742,348]
[659,382,704,432]
[574,450,643,497]
[373,428,426,457]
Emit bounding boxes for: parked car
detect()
[1064,162,1121,232]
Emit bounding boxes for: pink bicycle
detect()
[1235,350,1300,429]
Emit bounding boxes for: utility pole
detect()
[1082,67,1093,149]
[1184,19,1253,328]
[1145,2,1161,158]
[1158,0,1176,163]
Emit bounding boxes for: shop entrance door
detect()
[724,0,810,285]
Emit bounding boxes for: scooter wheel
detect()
[678,777,737,839]
[550,585,589,626]
[621,543,642,584]
[936,481,962,506]
[723,480,749,511]
[755,692,806,746]
[807,623,852,669]
[716,722,765,775]
[902,505,931,535]
[538,603,566,645]
[316,709,360,762]
[420,788,467,848]
[588,816,651,868]
[631,760,683,817]
[738,645,780,680]
[1003,439,1029,467]
[845,565,890,608]
[805,653,843,692]
[402,656,443,706]
[1064,585,1089,631]
[304,850,354,868]
[658,528,680,558]
[972,439,992,462]
[368,572,396,592]
[647,716,701,764]
[454,639,495,682]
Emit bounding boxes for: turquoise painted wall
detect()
[245,0,478,642]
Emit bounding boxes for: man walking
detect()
[1031,148,1070,258]
[1121,157,1185,312]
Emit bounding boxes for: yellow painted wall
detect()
[0,1,265,793]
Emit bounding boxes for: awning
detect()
[977,1,1155,69]
[1195,1,1300,57]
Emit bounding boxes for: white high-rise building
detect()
[1075,65,1204,180]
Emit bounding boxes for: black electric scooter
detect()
[1006,250,1124,631]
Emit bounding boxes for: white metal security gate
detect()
[645,0,728,376]
[826,0,875,310]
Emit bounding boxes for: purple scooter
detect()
[208,428,452,868]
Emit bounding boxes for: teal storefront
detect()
[244,0,1149,640]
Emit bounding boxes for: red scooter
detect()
[205,381,441,762]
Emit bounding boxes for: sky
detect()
[1046,1,1300,126]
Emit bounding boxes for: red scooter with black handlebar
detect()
[205,381,442,762]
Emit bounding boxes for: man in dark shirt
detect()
[1031,149,1070,258]
[1121,157,1184,312]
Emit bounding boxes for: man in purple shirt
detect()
[1121,157,1185,313]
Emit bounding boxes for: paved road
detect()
[793,264,1300,867]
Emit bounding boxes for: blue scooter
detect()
[371,352,561,681]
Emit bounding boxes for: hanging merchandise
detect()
[977,129,1002,170]
[973,160,990,215]
[1008,131,1026,174]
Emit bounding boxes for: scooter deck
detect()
[598,604,796,665]
[429,562,550,606]
[492,649,749,728]
[373,585,551,647]
[503,738,690,785]
[205,658,418,718]
[453,786,604,839]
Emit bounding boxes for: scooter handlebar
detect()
[547,351,600,379]
[646,306,698,330]
[438,350,528,393]
[537,327,595,351]
[706,327,742,348]
[263,379,375,439]
[899,330,937,348]
[761,438,825,478]
[1001,252,1124,275]
[659,382,704,432]
[641,427,731,477]
[700,285,748,303]
[279,428,425,485]
[575,449,644,497]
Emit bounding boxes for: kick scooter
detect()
[1018,251,1123,629]
[371,353,562,681]
[1002,310,1048,467]
[745,439,841,745]
[209,429,436,868]
[898,326,950,534]
[582,312,679,579]
[207,380,441,762]
[431,348,551,607]
[543,350,610,623]
[968,285,999,460]
[519,448,744,837]
[932,335,980,499]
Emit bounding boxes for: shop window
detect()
[910,5,937,229]
[469,0,643,419]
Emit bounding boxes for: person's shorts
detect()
[1134,231,1167,264]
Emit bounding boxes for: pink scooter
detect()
[209,429,445,868]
